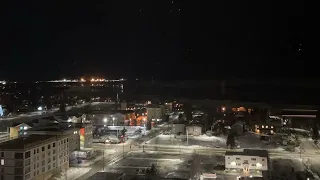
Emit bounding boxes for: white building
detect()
[186,125,202,136]
[0,134,69,180]
[225,149,268,176]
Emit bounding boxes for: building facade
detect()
[225,149,268,176]
[0,135,69,180]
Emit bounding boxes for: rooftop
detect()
[0,134,57,150]
[225,149,268,157]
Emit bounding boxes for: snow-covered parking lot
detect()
[106,151,193,177]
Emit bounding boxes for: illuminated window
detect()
[271,126,273,129]
[1,159,4,165]
[262,125,264,128]
[266,126,268,128]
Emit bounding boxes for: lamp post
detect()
[103,118,108,126]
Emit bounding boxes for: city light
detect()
[37,106,43,111]
[103,118,108,123]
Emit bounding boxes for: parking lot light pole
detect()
[187,130,189,146]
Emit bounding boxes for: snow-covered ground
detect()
[270,158,307,179]
[50,167,91,180]
[146,133,288,152]
[106,151,237,180]
[146,134,227,148]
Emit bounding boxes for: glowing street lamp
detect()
[103,118,108,124]
[112,117,115,126]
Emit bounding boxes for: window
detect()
[262,159,265,161]
[67,138,68,142]
[37,149,39,153]
[48,144,51,149]
[53,143,56,147]
[42,167,45,173]
[15,153,23,159]
[236,158,241,160]
[42,161,45,166]
[34,150,36,154]
[251,158,256,161]
[25,151,31,159]
[53,150,56,154]
[42,146,45,151]
[0,159,4,165]
[0,152,4,157]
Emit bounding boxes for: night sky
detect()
[1,0,304,80]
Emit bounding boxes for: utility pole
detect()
[186,130,189,146]
[103,150,105,171]
[123,140,125,157]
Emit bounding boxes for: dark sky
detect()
[1,0,304,80]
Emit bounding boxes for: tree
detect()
[59,103,66,112]
[226,134,236,148]
[121,127,127,136]
[163,115,169,122]
[145,163,157,179]
[312,122,319,144]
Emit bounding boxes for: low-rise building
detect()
[172,124,185,134]
[253,124,276,135]
[8,123,32,139]
[0,134,69,180]
[186,125,202,136]
[225,149,268,177]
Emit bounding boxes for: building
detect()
[8,123,32,139]
[145,105,165,130]
[164,102,173,113]
[0,133,9,143]
[186,125,202,136]
[74,123,93,149]
[119,102,127,110]
[23,127,80,154]
[147,107,164,122]
[172,124,185,134]
[253,124,276,135]
[225,149,268,177]
[0,134,69,180]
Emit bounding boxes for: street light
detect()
[103,118,108,123]
[113,117,115,126]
